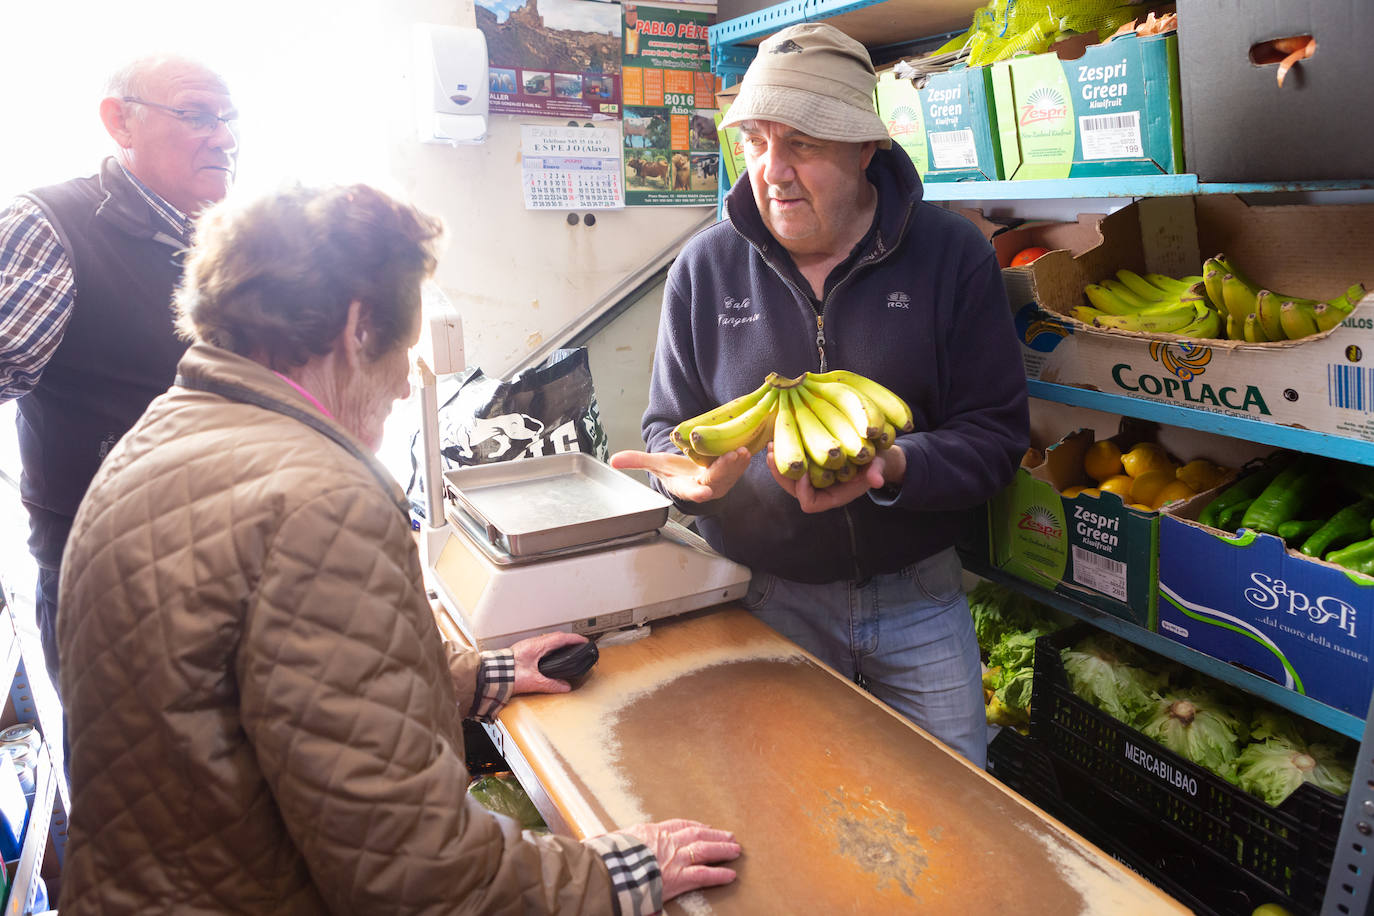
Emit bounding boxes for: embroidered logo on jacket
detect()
[886,291,911,309]
[719,295,760,328]
[772,39,804,54]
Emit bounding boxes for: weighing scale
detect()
[415,354,752,650]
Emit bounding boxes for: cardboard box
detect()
[991,31,1183,180]
[875,67,1002,182]
[988,428,1161,628]
[956,208,1105,269]
[1176,0,1374,182]
[1010,194,1374,441]
[1157,492,1374,718]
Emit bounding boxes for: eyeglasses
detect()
[122,97,239,136]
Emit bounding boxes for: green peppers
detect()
[1240,457,1323,534]
[1301,499,1374,557]
[1216,498,1256,532]
[1325,536,1374,576]
[1276,518,1326,543]
[1198,463,1284,528]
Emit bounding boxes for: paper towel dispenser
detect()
[415,24,489,145]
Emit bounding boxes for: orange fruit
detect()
[1098,475,1134,498]
[1010,246,1050,267]
[1130,469,1177,507]
[1121,442,1175,478]
[1152,479,1198,510]
[1084,440,1125,483]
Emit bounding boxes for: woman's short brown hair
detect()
[175,184,445,368]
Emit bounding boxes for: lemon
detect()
[1098,475,1134,498]
[1129,503,1152,511]
[1152,479,1197,510]
[1121,442,1175,479]
[1177,458,1229,492]
[1061,485,1086,498]
[1079,487,1102,498]
[1130,469,1176,507]
[1083,440,1124,483]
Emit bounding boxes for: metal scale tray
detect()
[443,452,671,561]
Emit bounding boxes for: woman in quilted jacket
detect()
[56,183,740,915]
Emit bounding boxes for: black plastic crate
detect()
[986,726,1060,807]
[1030,623,1346,915]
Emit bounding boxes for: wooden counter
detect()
[440,606,1188,915]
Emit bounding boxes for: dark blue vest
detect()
[17,159,190,565]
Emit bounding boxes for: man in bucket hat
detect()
[612,23,1028,767]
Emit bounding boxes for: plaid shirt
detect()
[474,649,662,914]
[0,164,190,401]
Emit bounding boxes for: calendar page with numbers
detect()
[520,125,624,210]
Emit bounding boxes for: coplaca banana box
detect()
[1009,194,1374,442]
[991,31,1183,180]
[988,429,1158,629]
[1157,503,1374,718]
[874,67,1002,182]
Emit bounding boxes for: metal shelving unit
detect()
[709,2,1374,913]
[0,593,66,915]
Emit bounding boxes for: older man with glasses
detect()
[0,54,239,692]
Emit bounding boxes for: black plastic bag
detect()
[408,348,608,519]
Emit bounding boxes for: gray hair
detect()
[104,55,229,117]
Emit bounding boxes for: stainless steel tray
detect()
[443,452,671,556]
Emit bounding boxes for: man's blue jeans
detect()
[741,546,987,768]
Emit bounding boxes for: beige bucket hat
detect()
[719,22,892,149]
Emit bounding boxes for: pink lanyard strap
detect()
[273,371,335,420]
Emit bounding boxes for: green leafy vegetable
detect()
[1139,687,1248,779]
[1061,633,1167,725]
[467,772,548,832]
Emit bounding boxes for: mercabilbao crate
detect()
[985,726,1060,809]
[1030,623,1346,914]
[1008,194,1374,442]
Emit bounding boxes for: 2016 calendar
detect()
[521,125,624,210]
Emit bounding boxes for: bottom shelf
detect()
[961,552,1366,740]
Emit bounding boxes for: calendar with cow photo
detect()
[620,2,717,206]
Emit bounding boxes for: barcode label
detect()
[929,129,978,169]
[1329,363,1374,412]
[1079,110,1143,160]
[1072,546,1128,601]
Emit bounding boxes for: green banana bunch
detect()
[1204,252,1366,342]
[1080,270,1222,338]
[671,369,912,489]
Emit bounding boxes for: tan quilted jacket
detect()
[57,344,632,915]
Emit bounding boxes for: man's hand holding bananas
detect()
[613,370,913,511]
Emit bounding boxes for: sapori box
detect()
[991,30,1182,179]
[875,66,1002,182]
[1007,194,1374,442]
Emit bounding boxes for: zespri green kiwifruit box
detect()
[991,31,1183,180]
[988,428,1158,629]
[875,66,1002,182]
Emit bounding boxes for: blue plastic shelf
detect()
[925,175,1374,201]
[1028,379,1374,464]
[964,556,1367,740]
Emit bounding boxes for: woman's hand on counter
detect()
[510,631,589,695]
[610,448,752,503]
[621,818,741,902]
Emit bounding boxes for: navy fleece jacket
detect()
[642,144,1029,584]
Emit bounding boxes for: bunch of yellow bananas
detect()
[670,370,915,488]
[1075,260,1367,343]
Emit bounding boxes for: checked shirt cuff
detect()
[585,833,662,916]
[472,649,515,721]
